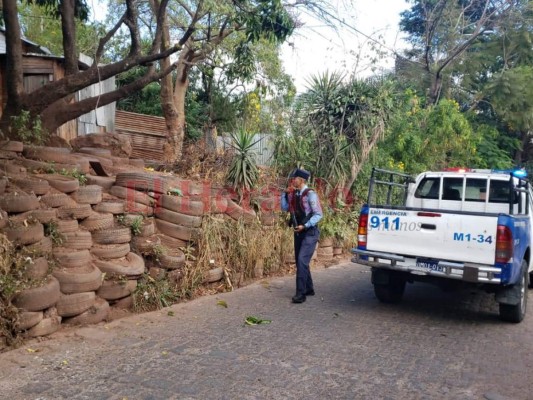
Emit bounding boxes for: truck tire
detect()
[499,261,528,323]
[372,269,406,304]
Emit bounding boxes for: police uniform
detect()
[281,169,323,303]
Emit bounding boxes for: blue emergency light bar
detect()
[491,168,528,178]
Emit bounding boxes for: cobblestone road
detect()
[1,262,532,400]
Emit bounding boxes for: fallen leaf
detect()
[217,300,228,308]
[244,315,272,326]
[26,348,38,353]
[167,311,175,316]
[162,351,168,356]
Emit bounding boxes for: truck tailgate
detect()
[366,208,498,265]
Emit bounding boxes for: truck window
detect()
[465,178,487,202]
[442,178,463,200]
[489,180,514,203]
[414,177,440,199]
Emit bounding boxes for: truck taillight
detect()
[495,225,513,263]
[357,213,368,248]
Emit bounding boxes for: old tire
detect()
[96,280,137,301]
[53,248,92,268]
[0,193,40,213]
[57,203,93,220]
[13,276,61,311]
[94,200,125,214]
[115,172,169,194]
[25,257,49,280]
[41,192,71,208]
[319,237,334,247]
[139,218,155,237]
[11,177,50,195]
[80,212,114,232]
[31,208,58,224]
[71,185,102,204]
[499,261,528,323]
[1,222,44,245]
[111,295,133,310]
[63,297,109,325]
[92,227,131,244]
[155,219,198,241]
[56,291,96,317]
[204,267,224,283]
[156,233,188,249]
[56,219,79,233]
[52,264,103,294]
[159,194,204,216]
[226,200,256,223]
[109,185,154,206]
[155,207,202,228]
[24,314,62,338]
[24,236,53,255]
[90,243,131,259]
[158,251,185,270]
[16,311,43,331]
[0,140,23,152]
[94,252,145,277]
[132,235,160,255]
[78,147,112,158]
[61,230,93,250]
[86,174,115,190]
[124,201,153,216]
[35,174,79,193]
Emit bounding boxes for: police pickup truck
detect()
[352,168,532,322]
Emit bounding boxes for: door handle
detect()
[420,224,436,230]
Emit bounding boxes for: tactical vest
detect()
[291,188,313,226]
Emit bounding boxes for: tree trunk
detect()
[158,8,181,164]
[172,56,190,161]
[514,131,529,164]
[428,72,442,106]
[1,0,24,137]
[60,0,78,75]
[204,124,218,152]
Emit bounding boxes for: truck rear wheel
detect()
[372,270,406,304]
[499,261,528,323]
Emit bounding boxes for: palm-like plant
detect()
[295,72,398,190]
[226,129,260,198]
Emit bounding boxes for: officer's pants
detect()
[294,226,319,295]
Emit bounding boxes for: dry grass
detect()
[173,139,233,185]
[132,274,180,313]
[194,214,293,288]
[0,234,31,350]
[0,233,57,350]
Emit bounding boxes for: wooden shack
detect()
[0,30,115,142]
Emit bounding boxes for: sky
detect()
[281,0,410,93]
[88,0,410,94]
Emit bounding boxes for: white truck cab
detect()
[353,168,532,322]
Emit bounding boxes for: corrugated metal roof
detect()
[0,29,52,55]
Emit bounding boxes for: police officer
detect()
[281,168,323,303]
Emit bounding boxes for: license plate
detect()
[415,258,444,272]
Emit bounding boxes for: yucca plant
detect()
[226,129,260,197]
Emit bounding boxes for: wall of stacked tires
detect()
[0,138,282,343]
